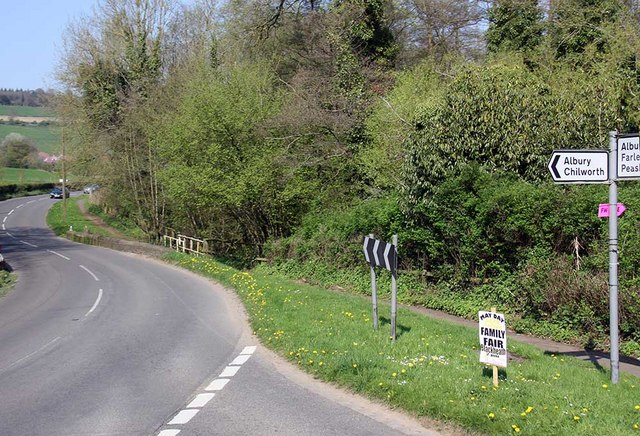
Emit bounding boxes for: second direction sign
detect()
[548,150,609,184]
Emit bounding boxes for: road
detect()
[0,195,435,436]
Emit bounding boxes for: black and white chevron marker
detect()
[363,236,397,275]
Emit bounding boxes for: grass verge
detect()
[47,197,114,237]
[164,252,640,435]
[0,270,15,300]
[45,201,640,433]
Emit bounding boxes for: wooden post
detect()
[491,306,499,387]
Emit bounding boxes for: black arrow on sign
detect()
[363,236,397,275]
[550,154,561,179]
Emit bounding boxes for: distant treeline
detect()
[0,89,52,107]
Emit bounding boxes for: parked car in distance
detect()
[50,187,70,199]
[83,183,100,194]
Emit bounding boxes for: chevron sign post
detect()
[363,235,398,341]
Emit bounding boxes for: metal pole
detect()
[369,234,378,330]
[609,130,620,384]
[391,234,398,342]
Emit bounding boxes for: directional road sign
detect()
[617,135,640,180]
[363,236,397,274]
[548,150,609,184]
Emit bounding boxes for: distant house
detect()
[38,152,60,164]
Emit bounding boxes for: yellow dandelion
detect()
[520,413,526,417]
[602,384,609,389]
[573,416,580,422]
[488,412,495,419]
[352,364,357,368]
[635,405,640,410]
[392,372,397,377]
[526,406,534,414]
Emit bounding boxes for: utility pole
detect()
[61,126,67,223]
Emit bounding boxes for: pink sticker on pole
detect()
[598,203,626,218]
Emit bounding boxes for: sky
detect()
[0,1,98,90]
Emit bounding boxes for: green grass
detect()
[46,196,114,237]
[0,270,15,299]
[164,252,640,435]
[0,167,58,184]
[44,199,640,433]
[0,106,53,117]
[0,123,60,154]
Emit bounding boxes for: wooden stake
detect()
[491,306,499,387]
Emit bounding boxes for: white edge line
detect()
[47,250,70,261]
[157,430,181,436]
[79,265,99,281]
[167,409,199,425]
[20,240,38,248]
[1,224,4,230]
[16,204,23,209]
[2,217,6,223]
[85,289,103,316]
[6,232,13,238]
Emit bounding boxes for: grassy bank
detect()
[46,196,114,237]
[46,198,640,433]
[165,252,639,435]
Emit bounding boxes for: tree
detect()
[546,0,624,61]
[0,133,38,168]
[486,0,543,54]
[58,0,173,235]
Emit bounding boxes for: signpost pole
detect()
[390,234,398,342]
[369,234,379,331]
[609,131,620,384]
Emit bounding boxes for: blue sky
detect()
[0,1,97,90]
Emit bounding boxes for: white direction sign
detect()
[548,150,609,184]
[617,135,640,180]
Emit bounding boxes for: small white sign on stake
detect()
[479,311,507,368]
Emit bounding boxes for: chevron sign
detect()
[363,236,397,275]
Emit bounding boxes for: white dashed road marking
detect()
[205,378,229,391]
[80,265,100,281]
[187,393,215,408]
[20,241,38,248]
[229,354,251,365]
[157,345,256,435]
[219,366,240,377]
[47,250,70,261]
[167,409,199,425]
[85,289,103,317]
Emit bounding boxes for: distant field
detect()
[0,124,60,154]
[0,105,53,117]
[0,167,58,184]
